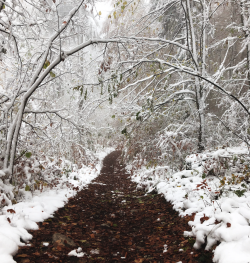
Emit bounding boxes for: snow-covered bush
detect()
[128,144,250,262]
[0,146,102,208]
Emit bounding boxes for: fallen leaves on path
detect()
[14,151,213,262]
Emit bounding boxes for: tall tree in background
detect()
[97,0,250,166]
[1,0,250,184]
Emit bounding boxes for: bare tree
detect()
[0,0,122,180]
[99,0,250,156]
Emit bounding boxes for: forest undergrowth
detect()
[127,144,250,263]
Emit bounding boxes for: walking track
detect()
[14,151,213,263]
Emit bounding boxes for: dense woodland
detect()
[0,0,249,248]
[1,0,250,262]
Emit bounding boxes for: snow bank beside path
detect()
[0,148,113,263]
[129,145,250,263]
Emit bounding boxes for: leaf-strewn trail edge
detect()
[14,151,213,263]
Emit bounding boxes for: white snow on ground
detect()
[129,145,250,263]
[0,147,113,263]
[68,247,85,257]
[163,244,168,253]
